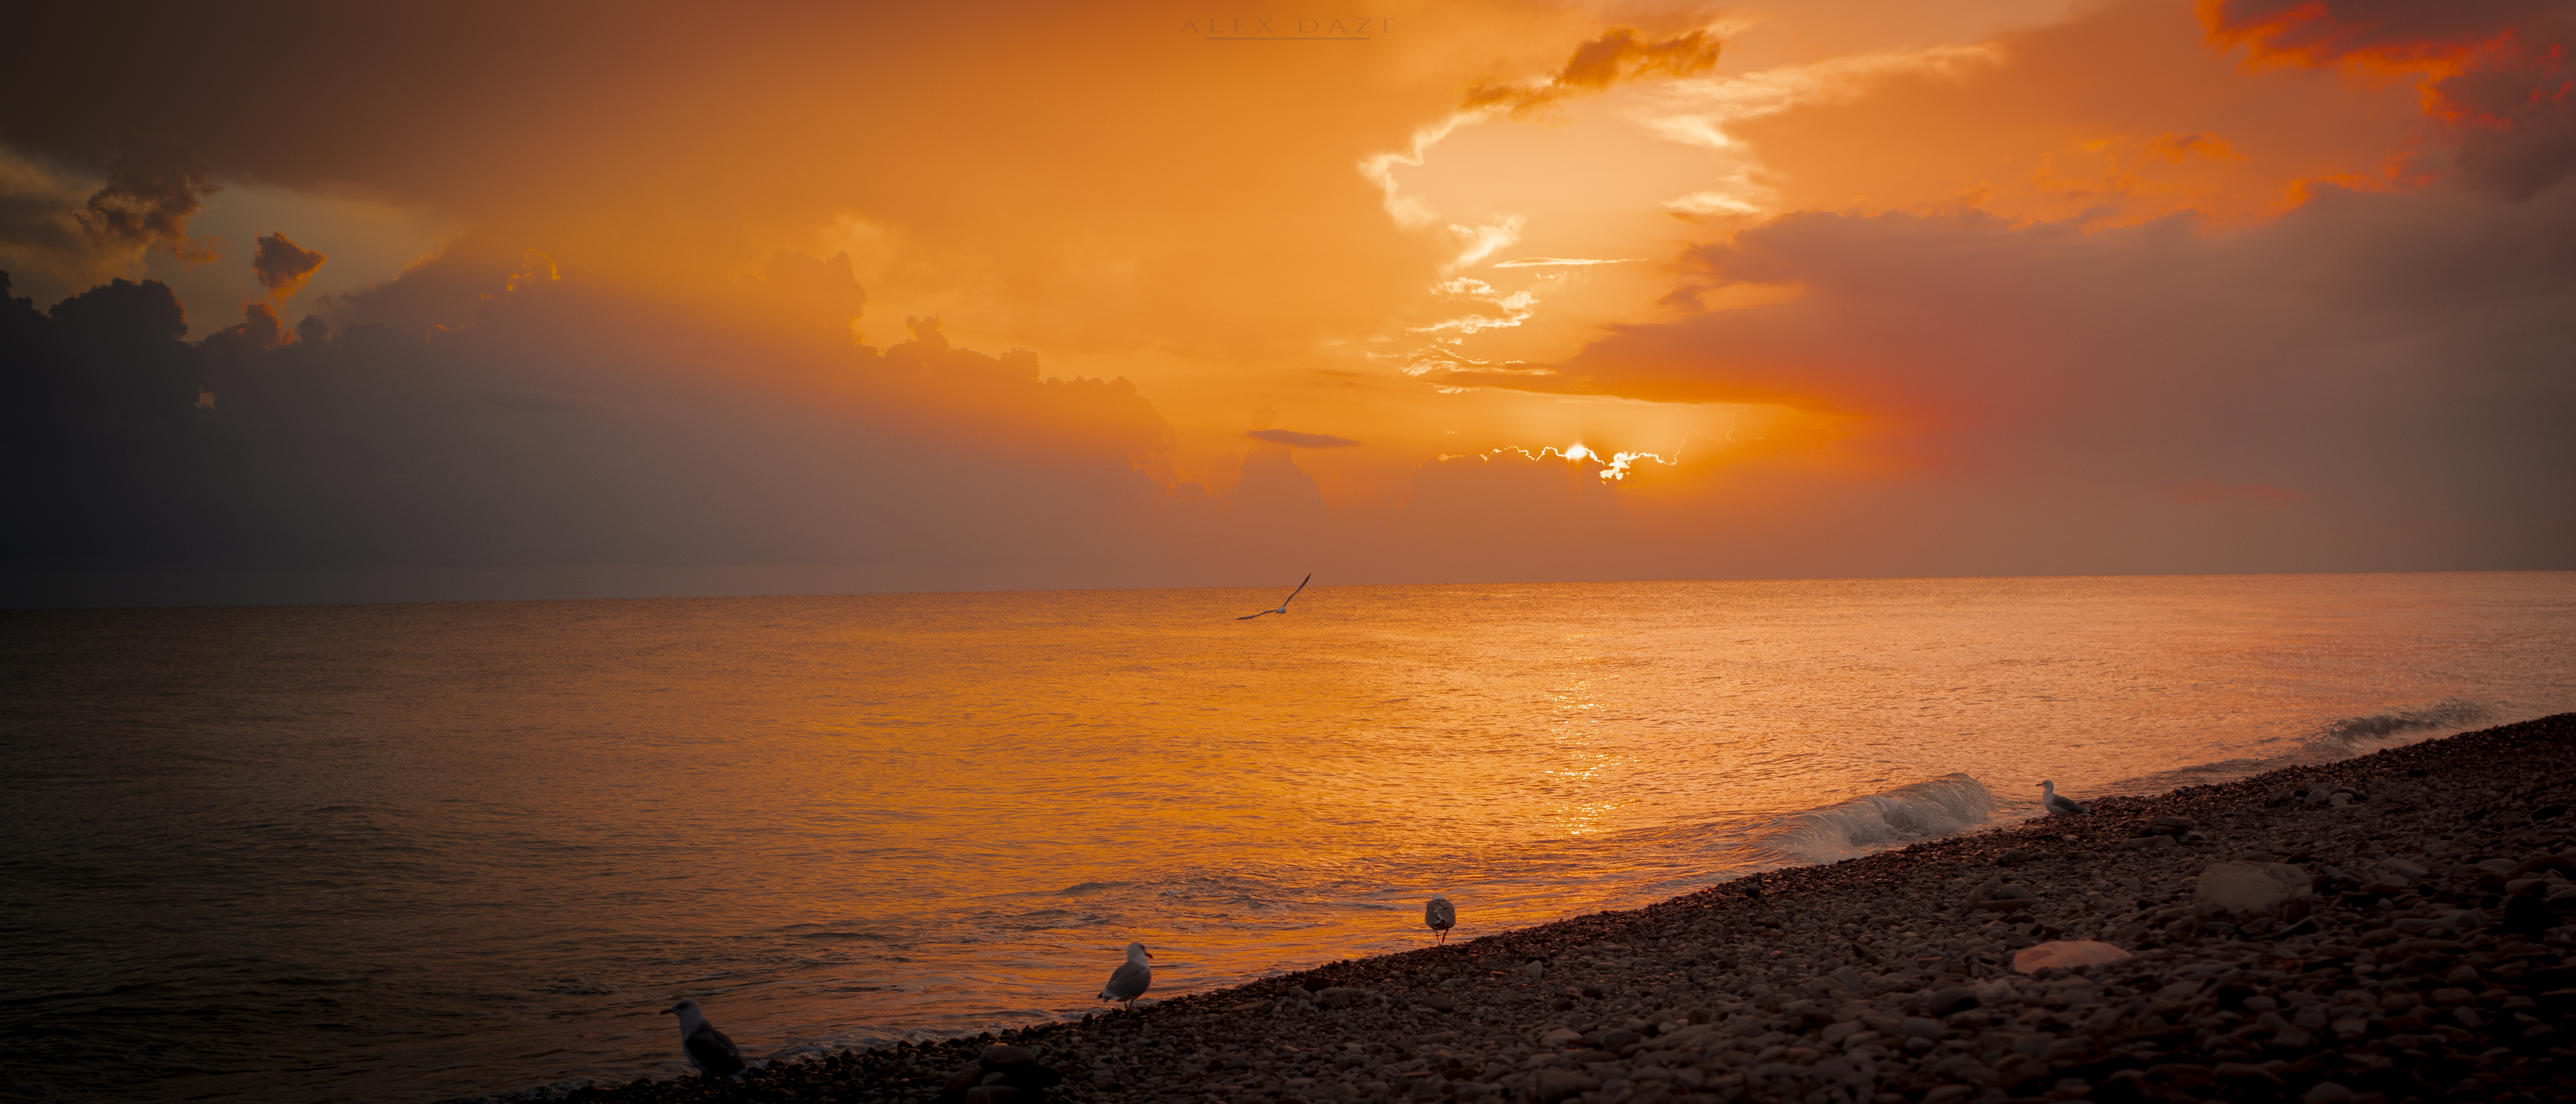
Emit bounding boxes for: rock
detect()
[1522,961,1546,979]
[1534,1068,1600,1102]
[1416,992,1458,1011]
[2303,1082,2357,1104]
[1926,987,1980,1016]
[1997,848,2036,868]
[1318,986,1368,1008]
[962,1088,1022,1104]
[1542,1027,1584,1046]
[1827,965,1867,992]
[2513,854,2576,878]
[2506,893,2559,937]
[2193,861,2313,918]
[980,1045,1039,1068]
[2012,940,2133,973]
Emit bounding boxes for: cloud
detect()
[1489,257,1638,268]
[0,247,1202,601]
[1512,178,2576,568]
[202,301,287,353]
[76,137,219,262]
[2207,0,2576,198]
[1684,0,2432,229]
[1246,429,1360,449]
[252,231,328,301]
[1465,27,1726,117]
[0,152,91,276]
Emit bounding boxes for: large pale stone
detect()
[2193,861,2314,917]
[2010,939,2133,973]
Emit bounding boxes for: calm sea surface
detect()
[4,573,2572,1102]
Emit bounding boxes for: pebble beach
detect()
[480,713,2576,1104]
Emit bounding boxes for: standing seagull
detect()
[2039,780,2093,816]
[1099,941,1153,1008]
[663,998,747,1081]
[1425,895,1456,945]
[1236,575,1312,620]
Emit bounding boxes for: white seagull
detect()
[1425,895,1456,945]
[663,997,747,1081]
[1236,574,1312,620]
[2039,780,2093,816]
[1099,941,1154,1008]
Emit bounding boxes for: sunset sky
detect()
[4,0,2571,605]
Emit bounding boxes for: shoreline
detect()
[480,714,2576,1104]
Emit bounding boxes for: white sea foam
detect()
[1745,773,2001,864]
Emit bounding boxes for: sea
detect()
[4,572,2572,1103]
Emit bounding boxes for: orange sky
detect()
[2,0,2570,601]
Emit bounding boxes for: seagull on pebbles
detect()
[2039,780,2093,816]
[1099,941,1153,1008]
[1425,895,1456,945]
[1236,575,1311,620]
[664,997,747,1082]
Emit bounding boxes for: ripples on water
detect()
[3,573,2571,1102]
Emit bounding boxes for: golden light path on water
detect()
[5,573,2573,1102]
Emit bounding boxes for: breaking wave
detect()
[2302,698,2497,757]
[1742,773,2000,865]
[2103,698,2505,794]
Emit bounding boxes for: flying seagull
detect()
[1425,895,1456,945]
[1099,941,1153,1008]
[1236,574,1312,620]
[2039,780,2093,816]
[664,997,747,1081]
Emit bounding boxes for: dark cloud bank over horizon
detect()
[7,165,2576,610]
[0,242,1693,608]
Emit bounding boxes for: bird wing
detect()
[1280,573,1312,607]
[684,1022,746,1076]
[1236,609,1278,620]
[1426,899,1455,928]
[1102,960,1152,1000]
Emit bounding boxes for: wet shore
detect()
[476,713,2576,1104]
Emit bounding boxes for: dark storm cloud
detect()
[77,137,219,260]
[202,302,288,352]
[252,232,327,299]
[0,247,1197,605]
[2211,0,2576,198]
